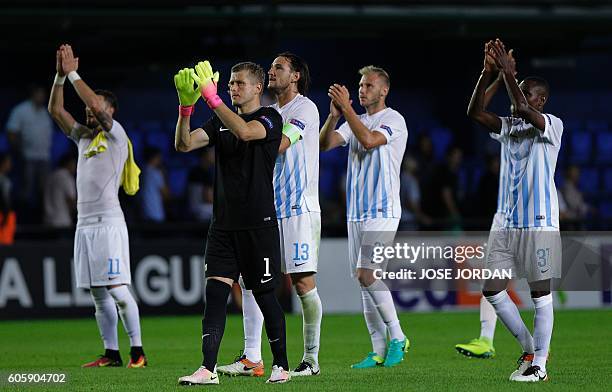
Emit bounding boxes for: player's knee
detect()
[291,273,315,296]
[357,270,376,287]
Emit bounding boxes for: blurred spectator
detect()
[557,188,570,226]
[187,150,214,222]
[421,145,463,229]
[43,153,77,228]
[5,85,53,218]
[0,154,16,244]
[140,147,169,222]
[562,165,592,229]
[415,134,435,187]
[473,154,500,227]
[399,155,431,230]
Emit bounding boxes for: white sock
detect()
[90,287,119,350]
[239,277,263,363]
[479,295,497,341]
[299,287,322,365]
[361,288,387,358]
[108,286,142,347]
[364,280,405,342]
[532,294,553,372]
[486,290,534,354]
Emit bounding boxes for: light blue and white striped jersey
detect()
[495,143,508,214]
[335,107,408,222]
[491,113,564,228]
[271,94,321,219]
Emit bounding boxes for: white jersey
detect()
[496,143,508,214]
[70,120,128,219]
[490,113,563,228]
[335,107,408,221]
[271,94,320,218]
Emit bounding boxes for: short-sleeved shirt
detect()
[335,107,408,221]
[43,168,76,227]
[270,94,321,218]
[140,165,165,222]
[490,113,563,228]
[201,106,282,230]
[71,120,128,220]
[6,100,53,160]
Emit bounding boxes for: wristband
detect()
[179,105,195,116]
[205,95,223,110]
[54,74,66,85]
[67,71,81,84]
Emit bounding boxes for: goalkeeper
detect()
[173,61,290,385]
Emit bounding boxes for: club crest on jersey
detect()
[260,116,273,129]
[289,118,306,130]
[380,124,393,136]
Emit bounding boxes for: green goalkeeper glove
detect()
[174,68,201,107]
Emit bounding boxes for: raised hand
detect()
[507,48,517,77]
[60,44,79,74]
[56,49,65,76]
[174,68,201,106]
[489,39,513,74]
[483,41,497,73]
[190,60,221,109]
[328,84,352,113]
[329,99,342,118]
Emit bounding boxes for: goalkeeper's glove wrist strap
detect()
[206,95,222,110]
[179,105,194,116]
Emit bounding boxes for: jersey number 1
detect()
[263,257,271,277]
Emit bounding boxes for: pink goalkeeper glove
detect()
[191,60,222,110]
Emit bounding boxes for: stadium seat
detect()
[139,120,163,134]
[595,132,612,163]
[51,129,71,165]
[577,167,599,195]
[598,201,612,219]
[167,167,189,197]
[146,131,171,157]
[127,132,144,163]
[429,127,452,160]
[603,170,612,193]
[586,120,608,132]
[569,132,591,164]
[0,133,8,153]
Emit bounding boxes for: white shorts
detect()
[487,216,561,282]
[347,218,400,277]
[278,212,321,274]
[74,216,131,289]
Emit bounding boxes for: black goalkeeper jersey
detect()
[201,106,282,230]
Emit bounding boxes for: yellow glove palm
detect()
[174,68,200,106]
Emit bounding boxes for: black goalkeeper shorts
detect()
[204,225,281,292]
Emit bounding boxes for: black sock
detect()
[104,349,121,362]
[201,279,231,370]
[130,346,145,361]
[254,289,288,370]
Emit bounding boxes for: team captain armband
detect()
[282,122,302,146]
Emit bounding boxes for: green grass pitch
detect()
[0,309,610,391]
